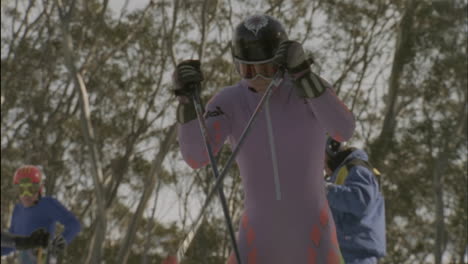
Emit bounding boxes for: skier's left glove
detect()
[49,235,66,255]
[273,40,330,98]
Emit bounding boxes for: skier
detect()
[1,165,81,263]
[324,137,386,264]
[173,14,355,263]
[1,229,49,250]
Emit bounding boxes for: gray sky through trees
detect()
[1,0,466,263]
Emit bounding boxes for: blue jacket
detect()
[1,196,81,262]
[326,149,386,261]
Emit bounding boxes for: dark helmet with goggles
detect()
[232,14,288,80]
[326,137,343,158]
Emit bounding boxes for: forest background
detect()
[1,0,466,263]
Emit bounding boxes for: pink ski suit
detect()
[178,76,355,263]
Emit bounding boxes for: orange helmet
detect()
[13,165,42,184]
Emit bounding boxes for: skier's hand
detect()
[325,181,335,194]
[273,40,310,75]
[49,235,66,255]
[14,228,50,250]
[274,40,328,98]
[173,60,204,123]
[172,60,204,101]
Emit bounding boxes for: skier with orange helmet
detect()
[1,165,81,264]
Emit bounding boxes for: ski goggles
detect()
[234,59,279,80]
[14,179,41,197]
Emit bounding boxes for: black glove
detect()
[14,228,49,250]
[273,40,311,75]
[49,235,66,255]
[173,60,204,123]
[274,40,328,98]
[173,60,204,97]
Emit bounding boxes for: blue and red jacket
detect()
[1,196,81,263]
[326,149,386,262]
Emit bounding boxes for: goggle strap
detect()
[233,57,275,65]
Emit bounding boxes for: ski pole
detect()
[45,227,53,264]
[175,215,205,261]
[213,70,284,202]
[189,84,242,264]
[37,248,43,264]
[175,70,284,261]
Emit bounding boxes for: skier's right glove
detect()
[172,60,204,124]
[14,228,49,250]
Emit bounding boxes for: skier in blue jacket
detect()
[324,138,386,264]
[1,165,81,264]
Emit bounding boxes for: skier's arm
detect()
[178,92,232,169]
[305,86,355,142]
[47,198,81,244]
[1,243,14,255]
[273,41,355,141]
[1,231,16,248]
[1,232,16,255]
[1,206,19,255]
[1,229,49,249]
[173,60,232,169]
[326,167,378,217]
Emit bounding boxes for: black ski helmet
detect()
[326,137,342,158]
[232,14,288,63]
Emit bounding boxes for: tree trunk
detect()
[54,1,108,263]
[433,104,466,264]
[369,0,418,169]
[141,180,161,264]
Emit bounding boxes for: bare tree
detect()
[432,103,466,264]
[117,124,177,263]
[54,1,108,262]
[369,0,419,169]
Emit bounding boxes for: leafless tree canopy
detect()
[1,0,466,263]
